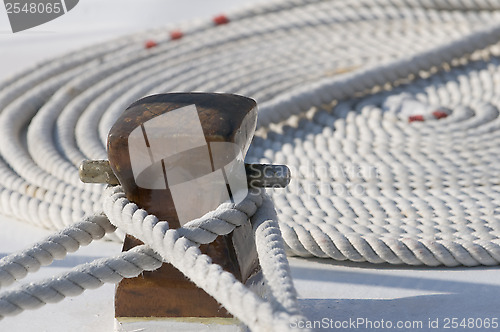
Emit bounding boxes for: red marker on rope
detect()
[409,110,449,123]
[432,110,448,119]
[144,40,158,49]
[408,115,425,123]
[213,14,230,25]
[170,30,184,40]
[167,14,229,44]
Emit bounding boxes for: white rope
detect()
[102,185,306,331]
[252,195,301,316]
[0,245,162,319]
[1,0,500,329]
[0,0,498,264]
[0,214,115,289]
[0,188,305,330]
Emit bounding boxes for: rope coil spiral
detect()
[1,0,500,329]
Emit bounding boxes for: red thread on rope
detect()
[432,110,448,119]
[170,30,184,40]
[409,115,425,123]
[213,15,230,25]
[144,40,158,49]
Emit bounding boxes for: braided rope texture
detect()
[0,5,498,306]
[0,215,115,289]
[0,244,163,319]
[0,188,306,331]
[103,186,307,332]
[0,214,163,321]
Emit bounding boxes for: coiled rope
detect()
[1,0,500,329]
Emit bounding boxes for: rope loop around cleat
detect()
[1,0,500,330]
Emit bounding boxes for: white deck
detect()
[1,1,499,331]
